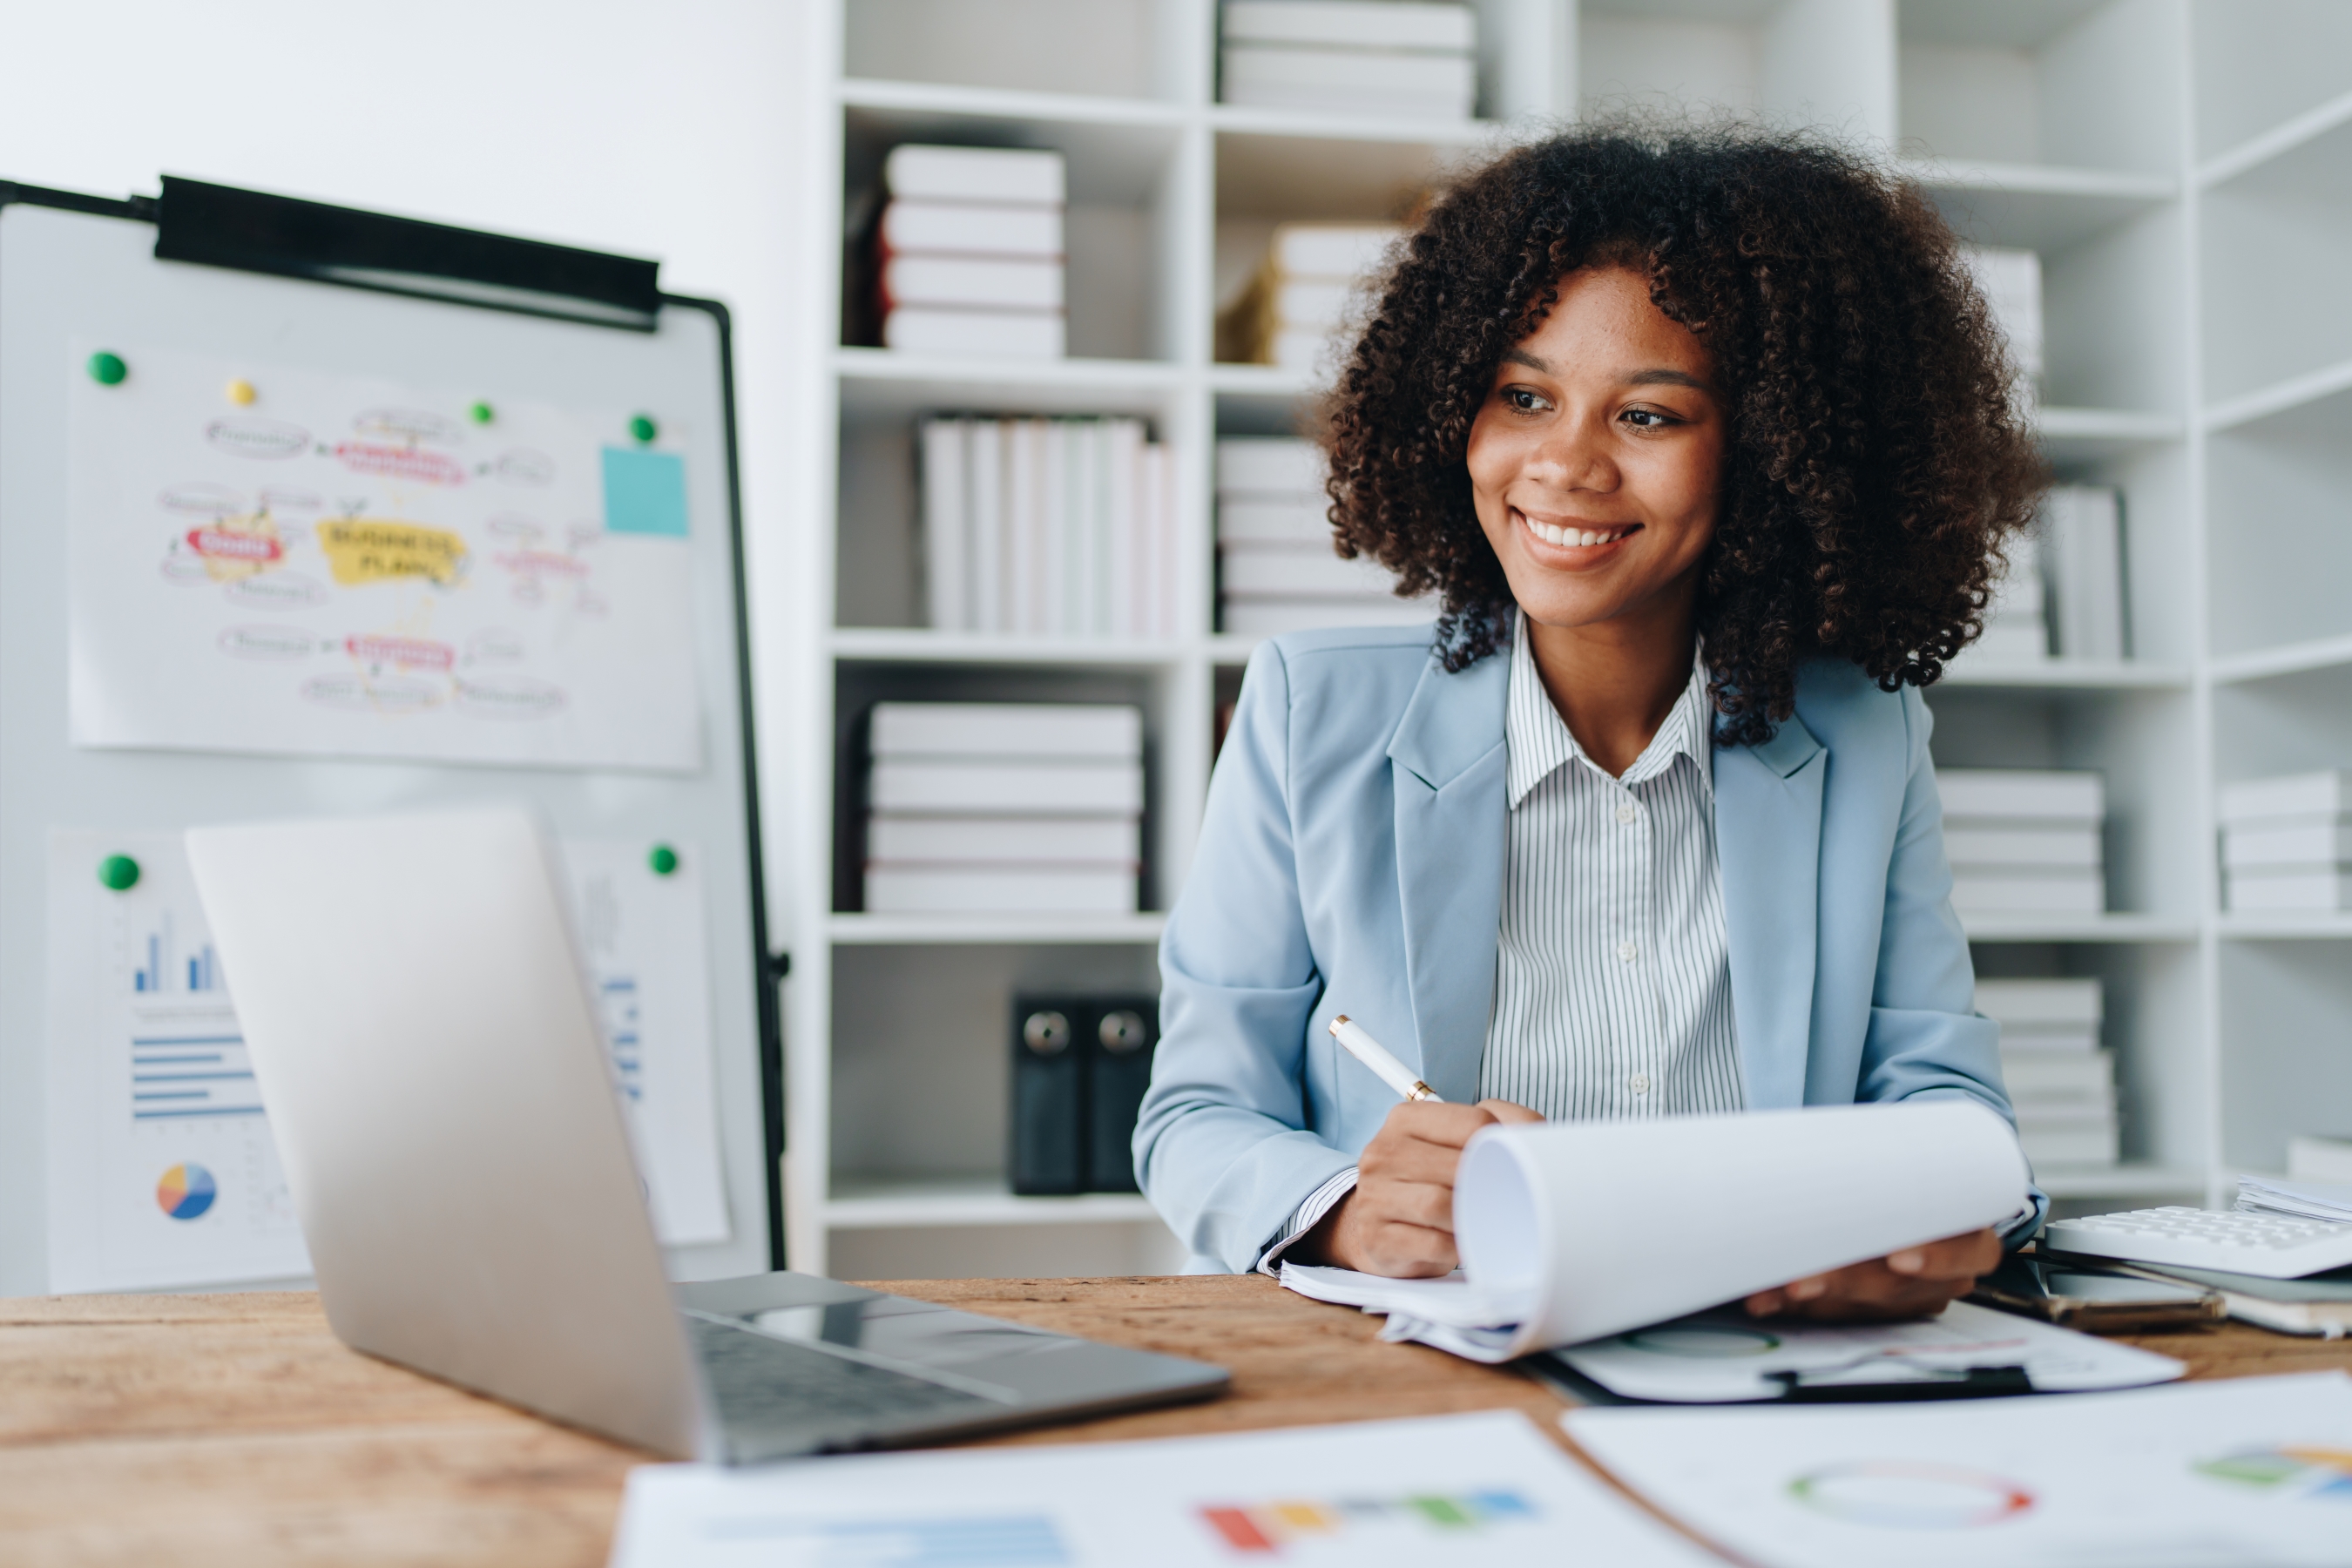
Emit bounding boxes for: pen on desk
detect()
[1328,1015,1444,1103]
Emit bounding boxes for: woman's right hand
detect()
[1293,1098,1543,1277]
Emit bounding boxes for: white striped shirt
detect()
[1478,619,1743,1119]
[1259,619,1741,1270]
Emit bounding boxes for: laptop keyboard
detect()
[686,1315,1005,1459]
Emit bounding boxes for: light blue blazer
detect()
[1135,624,2035,1274]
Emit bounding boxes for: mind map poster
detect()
[67,344,702,773]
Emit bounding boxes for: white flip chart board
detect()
[0,180,781,1294]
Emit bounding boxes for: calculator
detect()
[2043,1206,2352,1280]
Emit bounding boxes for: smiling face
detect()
[1465,265,1727,641]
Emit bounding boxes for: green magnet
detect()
[98,854,141,891]
[469,400,495,424]
[88,351,128,386]
[648,844,679,876]
[628,414,658,444]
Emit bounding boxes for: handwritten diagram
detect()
[67,345,702,773]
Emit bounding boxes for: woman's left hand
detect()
[1742,1227,2003,1321]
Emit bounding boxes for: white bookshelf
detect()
[781,0,2352,1274]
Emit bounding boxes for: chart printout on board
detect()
[608,1410,1721,1568]
[1567,1370,2352,1568]
[43,829,730,1293]
[66,344,701,772]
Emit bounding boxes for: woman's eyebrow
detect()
[1622,367,1712,391]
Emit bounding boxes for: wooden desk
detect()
[5,1277,2347,1567]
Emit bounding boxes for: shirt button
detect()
[1616,802,1638,825]
[1629,1072,1652,1095]
[1617,941,1637,963]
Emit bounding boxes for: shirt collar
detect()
[1503,610,1715,808]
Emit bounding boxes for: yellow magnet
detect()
[226,378,257,406]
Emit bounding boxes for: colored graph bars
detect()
[1198,1490,1537,1552]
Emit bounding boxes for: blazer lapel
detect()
[1385,651,1511,1104]
[1713,713,1826,1108]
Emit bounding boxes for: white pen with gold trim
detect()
[1328,1015,1445,1103]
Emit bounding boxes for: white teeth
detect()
[1578,530,1598,546]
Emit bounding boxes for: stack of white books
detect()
[1940,769,2105,917]
[1961,244,2044,387]
[1978,978,2118,1166]
[918,416,1176,639]
[2220,770,2352,913]
[1220,1,1477,120]
[1217,437,1432,638]
[877,145,1065,359]
[864,703,1142,915]
[1217,222,1402,374]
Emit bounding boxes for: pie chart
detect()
[156,1162,217,1220]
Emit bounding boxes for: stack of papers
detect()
[610,1410,1720,1566]
[1568,1371,2352,1568]
[2239,1174,2352,1226]
[1281,1100,2028,1362]
[1544,1301,2181,1402]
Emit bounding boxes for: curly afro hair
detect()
[1322,123,2047,746]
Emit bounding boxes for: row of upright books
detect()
[2221,771,2352,914]
[1940,769,2105,917]
[918,416,1179,639]
[1971,486,2129,666]
[1216,437,1432,638]
[1977,978,2118,1167]
[862,703,1143,916]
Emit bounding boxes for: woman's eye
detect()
[1503,387,1549,413]
[1620,407,1675,428]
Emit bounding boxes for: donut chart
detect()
[156,1162,217,1220]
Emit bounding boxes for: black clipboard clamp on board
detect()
[0,176,791,1273]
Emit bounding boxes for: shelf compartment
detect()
[1906,162,2174,252]
[828,913,1168,945]
[2199,106,2352,407]
[2218,915,2352,942]
[2200,87,2352,189]
[826,1176,1162,1229]
[2202,355,2352,436]
[2191,4,2352,166]
[2211,634,2352,687]
[2204,392,2352,661]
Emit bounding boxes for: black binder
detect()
[1009,992,1159,1196]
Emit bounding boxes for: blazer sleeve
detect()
[1132,641,1356,1272]
[1862,686,2049,1240]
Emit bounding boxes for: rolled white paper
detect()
[1452,1100,2030,1355]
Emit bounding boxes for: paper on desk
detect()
[1548,1299,2183,1402]
[606,1410,1723,1567]
[1282,1101,2028,1361]
[1566,1370,2352,1568]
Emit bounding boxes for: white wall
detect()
[0,0,818,915]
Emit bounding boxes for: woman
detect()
[1135,126,2047,1320]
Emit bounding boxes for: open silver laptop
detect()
[184,808,1225,1462]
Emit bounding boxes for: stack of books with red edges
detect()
[875,145,1065,359]
[863,703,1142,915]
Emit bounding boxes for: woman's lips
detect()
[1518,510,1638,550]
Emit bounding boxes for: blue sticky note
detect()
[601,446,688,537]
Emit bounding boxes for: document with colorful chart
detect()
[1566,1370,2352,1568]
[44,828,728,1294]
[608,1410,1720,1567]
[66,343,701,772]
